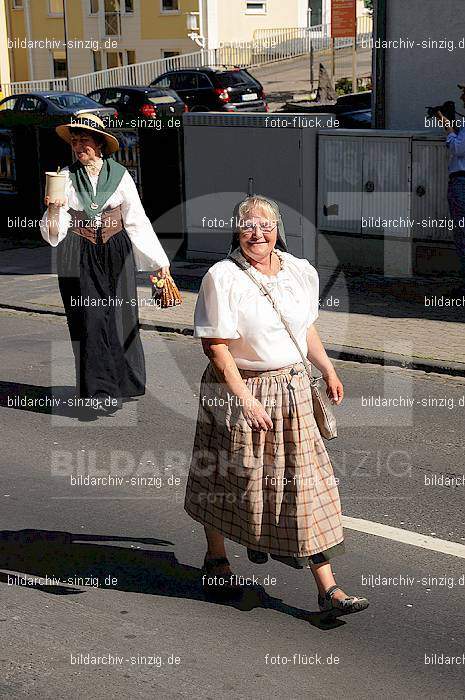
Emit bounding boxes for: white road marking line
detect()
[343,516,465,559]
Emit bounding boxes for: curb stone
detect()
[2,302,464,379]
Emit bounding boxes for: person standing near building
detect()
[440,86,465,293]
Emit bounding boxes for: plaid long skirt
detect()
[184,362,344,561]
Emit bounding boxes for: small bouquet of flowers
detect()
[150,273,183,308]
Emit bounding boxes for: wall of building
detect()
[4,0,373,83]
[0,0,12,87]
[5,0,202,82]
[215,0,306,44]
[6,0,84,81]
[382,0,463,130]
[140,0,198,41]
[80,0,196,75]
[7,0,28,82]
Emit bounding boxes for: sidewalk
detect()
[1,244,465,376]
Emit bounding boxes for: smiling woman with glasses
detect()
[184,194,369,619]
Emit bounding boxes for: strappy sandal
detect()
[202,556,242,597]
[318,585,369,617]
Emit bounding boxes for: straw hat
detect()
[56,113,119,155]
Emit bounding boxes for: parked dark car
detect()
[334,91,372,112]
[287,90,372,129]
[335,92,372,129]
[0,92,116,125]
[337,109,372,128]
[150,67,268,112]
[87,85,187,122]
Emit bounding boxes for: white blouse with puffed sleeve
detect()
[39,166,169,271]
[194,249,319,370]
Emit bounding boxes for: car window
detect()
[216,70,256,87]
[121,91,132,105]
[100,89,123,106]
[19,96,45,112]
[154,75,172,89]
[0,96,20,111]
[173,73,198,90]
[47,94,99,110]
[89,89,111,105]
[197,74,213,88]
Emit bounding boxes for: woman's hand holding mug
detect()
[45,195,66,235]
[45,195,66,208]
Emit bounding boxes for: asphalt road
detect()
[1,310,465,699]
[253,50,372,110]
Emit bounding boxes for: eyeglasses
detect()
[239,219,278,234]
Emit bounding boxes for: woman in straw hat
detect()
[184,195,369,618]
[40,113,170,414]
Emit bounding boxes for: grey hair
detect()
[236,196,278,227]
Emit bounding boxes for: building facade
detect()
[308,0,370,27]
[373,0,464,130]
[4,0,311,83]
[0,1,11,91]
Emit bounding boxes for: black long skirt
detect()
[57,229,146,399]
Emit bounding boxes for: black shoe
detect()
[247,548,269,564]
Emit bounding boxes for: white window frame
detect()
[89,0,99,15]
[245,1,267,14]
[161,49,180,58]
[12,0,23,9]
[47,0,64,17]
[160,0,180,15]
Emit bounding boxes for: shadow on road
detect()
[0,382,76,417]
[0,382,132,421]
[0,529,344,631]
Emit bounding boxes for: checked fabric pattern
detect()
[184,362,344,559]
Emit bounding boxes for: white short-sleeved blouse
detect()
[194,250,319,370]
[39,166,169,272]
